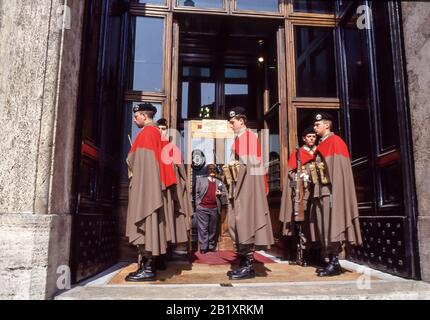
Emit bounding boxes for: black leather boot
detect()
[127,246,145,277]
[226,254,246,277]
[125,255,156,282]
[229,254,256,280]
[228,245,256,280]
[126,261,144,278]
[317,255,342,277]
[227,244,253,277]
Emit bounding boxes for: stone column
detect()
[402,2,430,282]
[0,0,85,299]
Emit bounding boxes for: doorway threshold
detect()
[55,252,430,300]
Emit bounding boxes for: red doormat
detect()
[192,250,275,265]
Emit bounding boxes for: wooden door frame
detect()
[285,16,340,154]
[123,4,174,122]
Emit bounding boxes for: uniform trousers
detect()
[310,195,341,258]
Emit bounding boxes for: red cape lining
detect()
[129,126,177,188]
[316,134,351,159]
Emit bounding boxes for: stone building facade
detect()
[402,1,430,283]
[0,0,85,299]
[0,0,429,299]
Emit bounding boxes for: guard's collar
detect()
[235,127,247,138]
[320,132,334,143]
[303,145,317,154]
[144,121,158,127]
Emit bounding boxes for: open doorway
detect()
[69,0,419,289]
[174,14,283,252]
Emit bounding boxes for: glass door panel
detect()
[177,0,224,9]
[130,17,165,92]
[235,0,280,12]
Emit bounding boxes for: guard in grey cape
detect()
[310,112,362,277]
[225,107,274,280]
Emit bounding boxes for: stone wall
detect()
[0,0,85,299]
[401,2,430,282]
[0,214,72,299]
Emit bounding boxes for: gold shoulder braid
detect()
[222,160,241,199]
[312,154,331,185]
[229,160,241,182]
[308,163,319,185]
[126,158,133,179]
[222,164,233,186]
[317,161,330,184]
